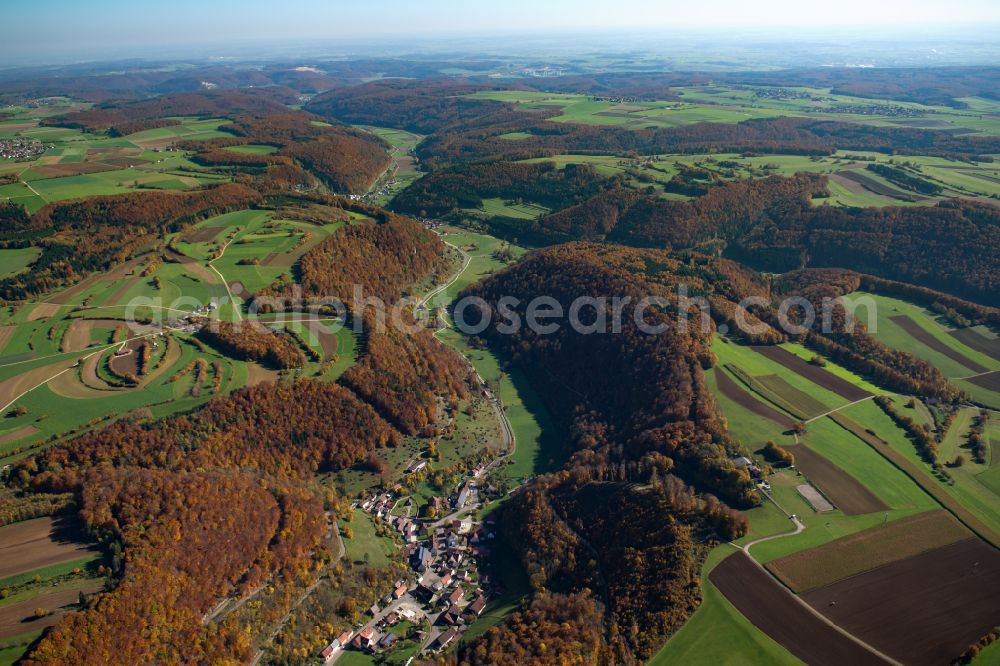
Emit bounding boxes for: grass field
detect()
[849,292,1000,379]
[0,248,41,279]
[766,510,969,593]
[341,512,397,567]
[0,116,233,208]
[427,226,562,482]
[650,547,801,666]
[706,367,790,447]
[223,143,278,155]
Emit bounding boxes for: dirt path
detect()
[804,394,875,424]
[208,236,242,321]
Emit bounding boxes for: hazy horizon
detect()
[2,0,1000,67]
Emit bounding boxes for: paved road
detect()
[730,490,903,666]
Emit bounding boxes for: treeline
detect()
[462,242,760,506]
[0,183,261,302]
[771,269,960,400]
[21,380,399,483]
[498,473,745,661]
[736,196,1000,306]
[39,89,292,133]
[198,321,306,369]
[256,213,445,310]
[390,160,613,218]
[866,162,942,196]
[341,316,471,436]
[417,115,1000,167]
[22,468,324,666]
[107,118,181,137]
[216,112,391,193]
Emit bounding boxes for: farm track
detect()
[208,236,242,321]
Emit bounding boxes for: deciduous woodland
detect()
[198,321,307,369]
[39,89,295,133]
[395,166,1000,306]
[12,380,401,664]
[0,184,261,301]
[3,54,1000,666]
[341,316,471,436]
[256,213,446,309]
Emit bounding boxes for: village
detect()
[0,137,45,159]
[318,467,500,664]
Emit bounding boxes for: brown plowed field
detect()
[767,510,968,593]
[804,538,1000,666]
[0,517,97,580]
[834,170,923,202]
[26,303,63,321]
[968,371,1000,392]
[789,443,888,516]
[710,551,890,666]
[714,368,795,429]
[950,328,1000,362]
[184,226,224,243]
[0,425,39,447]
[752,346,871,401]
[0,581,103,638]
[890,315,989,374]
[0,325,14,353]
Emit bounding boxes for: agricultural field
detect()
[697,327,1000,664]
[0,248,41,279]
[0,206,369,463]
[765,510,969,593]
[0,517,104,665]
[846,292,1000,409]
[0,114,233,211]
[802,538,1000,666]
[471,85,1000,143]
[522,150,1000,204]
[358,125,424,205]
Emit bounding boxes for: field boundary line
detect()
[732,505,903,666]
[829,412,1000,550]
[805,394,875,424]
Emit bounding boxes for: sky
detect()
[2,0,999,63]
